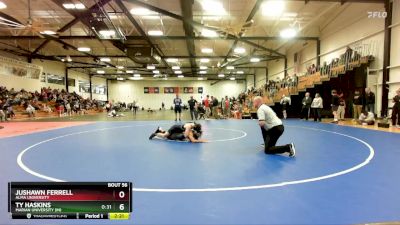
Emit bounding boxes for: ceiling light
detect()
[280,28,297,38]
[117,71,123,74]
[198,77,204,80]
[177,75,184,78]
[153,70,160,74]
[61,58,65,62]
[75,3,85,9]
[62,3,75,9]
[166,58,178,63]
[201,28,218,37]
[199,66,207,70]
[117,66,124,69]
[200,58,210,63]
[262,0,285,17]
[234,47,245,54]
[97,70,105,74]
[230,77,236,80]
[130,7,152,15]
[172,66,180,70]
[100,58,111,62]
[218,74,225,78]
[147,65,155,70]
[117,77,124,81]
[0,2,7,9]
[201,0,226,16]
[99,30,115,36]
[67,58,72,62]
[129,77,143,80]
[201,48,213,53]
[133,74,141,77]
[126,70,134,73]
[237,71,244,74]
[77,47,90,52]
[227,66,234,70]
[148,30,163,36]
[199,71,207,74]
[250,57,260,62]
[40,30,56,35]
[175,70,182,74]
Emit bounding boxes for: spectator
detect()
[331,90,340,123]
[223,96,230,118]
[212,96,219,118]
[203,95,210,118]
[392,88,400,128]
[188,96,197,120]
[232,101,242,119]
[365,87,375,115]
[42,104,52,113]
[25,102,36,118]
[173,94,182,121]
[357,110,375,125]
[353,90,363,121]
[301,92,312,120]
[338,95,346,121]
[280,95,291,119]
[0,100,6,122]
[311,93,323,122]
[65,101,72,116]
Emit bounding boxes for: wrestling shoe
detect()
[149,133,156,140]
[155,126,161,133]
[289,143,296,157]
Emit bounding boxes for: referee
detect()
[253,96,296,157]
[173,94,182,121]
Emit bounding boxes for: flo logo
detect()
[26,213,31,219]
[368,11,387,19]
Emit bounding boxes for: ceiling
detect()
[0,0,384,80]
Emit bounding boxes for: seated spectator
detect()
[42,104,53,113]
[0,100,6,122]
[357,110,375,125]
[7,105,15,119]
[26,102,36,118]
[231,101,242,119]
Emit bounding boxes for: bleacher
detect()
[244,53,374,113]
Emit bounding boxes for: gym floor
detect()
[1,114,400,224]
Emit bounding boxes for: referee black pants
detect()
[261,125,290,154]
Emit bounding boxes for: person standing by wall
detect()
[188,96,198,120]
[204,95,210,118]
[301,92,312,120]
[338,95,346,121]
[212,96,219,119]
[173,94,182,121]
[353,90,363,121]
[223,96,230,118]
[280,94,291,119]
[253,96,296,157]
[311,93,323,122]
[331,90,340,123]
[365,87,375,115]
[392,88,400,128]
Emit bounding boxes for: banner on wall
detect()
[164,87,179,94]
[183,87,194,94]
[198,87,203,94]
[0,56,42,80]
[144,87,160,94]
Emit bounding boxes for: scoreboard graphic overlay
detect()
[8,182,132,220]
